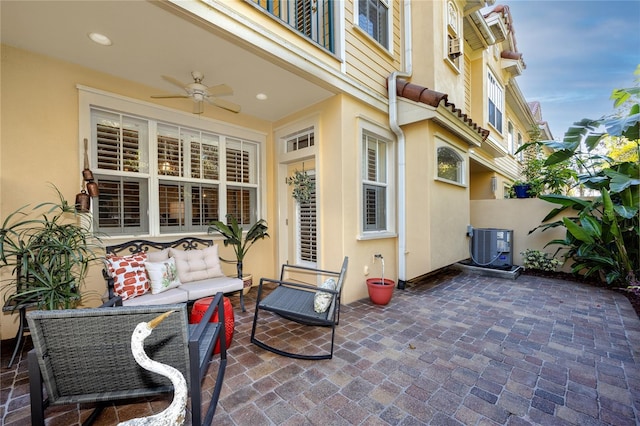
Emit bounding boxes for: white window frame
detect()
[78,85,266,238]
[435,138,466,187]
[517,132,524,161]
[487,69,504,133]
[444,0,462,71]
[507,121,514,154]
[358,120,395,240]
[354,0,392,51]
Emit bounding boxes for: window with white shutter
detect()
[362,131,389,232]
[297,172,316,264]
[488,70,504,133]
[91,106,259,236]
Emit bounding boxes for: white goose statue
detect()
[118,310,188,426]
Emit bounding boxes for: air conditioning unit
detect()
[448,37,462,59]
[471,228,513,267]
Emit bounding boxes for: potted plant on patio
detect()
[366,254,395,305]
[0,186,102,310]
[208,214,269,294]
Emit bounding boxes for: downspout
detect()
[388,0,412,289]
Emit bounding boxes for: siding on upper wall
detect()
[464,55,472,115]
[344,0,402,98]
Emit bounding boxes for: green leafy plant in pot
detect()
[208,214,269,288]
[0,186,102,310]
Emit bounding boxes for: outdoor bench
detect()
[103,237,246,311]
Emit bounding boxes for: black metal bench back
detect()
[105,237,214,257]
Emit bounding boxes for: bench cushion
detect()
[121,287,189,306]
[179,277,243,300]
[170,246,224,283]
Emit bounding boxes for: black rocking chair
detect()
[250,257,348,360]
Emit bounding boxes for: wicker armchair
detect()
[250,257,348,360]
[27,293,227,426]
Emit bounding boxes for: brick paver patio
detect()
[2,268,639,425]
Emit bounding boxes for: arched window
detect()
[437,146,464,184]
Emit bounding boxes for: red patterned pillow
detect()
[106,253,150,301]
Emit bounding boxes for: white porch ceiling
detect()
[0,0,334,122]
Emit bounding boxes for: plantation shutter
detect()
[191,141,219,180]
[157,134,182,177]
[227,187,252,225]
[296,0,313,37]
[226,148,250,183]
[97,178,146,233]
[362,132,387,232]
[298,173,317,264]
[96,124,141,172]
[191,185,219,226]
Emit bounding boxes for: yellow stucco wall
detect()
[471,198,572,271]
[0,44,400,339]
[0,45,275,339]
[402,121,472,280]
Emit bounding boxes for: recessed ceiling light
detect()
[88,32,112,46]
[256,93,268,101]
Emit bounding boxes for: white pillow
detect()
[314,278,337,313]
[169,245,224,283]
[145,257,182,294]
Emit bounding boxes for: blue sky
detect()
[505,0,640,140]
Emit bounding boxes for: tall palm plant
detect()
[207,214,269,278]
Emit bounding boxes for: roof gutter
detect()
[388,0,412,289]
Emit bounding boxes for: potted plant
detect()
[510,180,531,198]
[0,186,102,310]
[208,214,269,293]
[286,169,314,204]
[511,126,576,198]
[366,254,394,305]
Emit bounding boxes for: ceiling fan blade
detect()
[207,84,233,97]
[161,75,189,90]
[208,98,241,113]
[151,94,190,99]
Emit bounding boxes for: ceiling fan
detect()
[151,71,241,114]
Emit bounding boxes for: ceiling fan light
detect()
[256,93,268,101]
[88,32,112,46]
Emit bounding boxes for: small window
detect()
[487,70,504,133]
[437,146,464,184]
[517,133,524,161]
[507,122,514,154]
[286,126,315,153]
[446,1,461,68]
[362,131,389,232]
[358,0,389,48]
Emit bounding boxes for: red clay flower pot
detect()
[366,278,395,305]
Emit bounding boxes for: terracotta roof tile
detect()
[393,79,490,141]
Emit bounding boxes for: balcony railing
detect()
[249,0,334,53]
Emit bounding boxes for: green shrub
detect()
[521,249,562,272]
